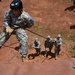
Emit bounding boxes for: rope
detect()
[26,29,46,39]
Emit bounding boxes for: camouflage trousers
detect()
[0,28,28,58]
[55,45,61,57]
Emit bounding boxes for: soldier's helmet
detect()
[10,0,23,10]
[57,34,61,37]
[35,38,38,41]
[47,35,51,39]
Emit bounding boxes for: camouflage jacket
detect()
[3,9,34,29]
[32,41,41,49]
[54,38,62,47]
[44,38,53,48]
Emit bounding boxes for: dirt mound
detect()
[0,58,75,75]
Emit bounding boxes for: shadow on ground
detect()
[65,5,75,11]
[70,25,75,29]
[28,51,55,60]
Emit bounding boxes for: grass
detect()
[35,25,42,30]
[34,23,43,31]
[64,34,75,58]
[67,0,72,2]
[67,35,75,41]
[70,45,75,58]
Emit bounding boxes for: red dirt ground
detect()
[0,58,75,75]
[0,0,75,75]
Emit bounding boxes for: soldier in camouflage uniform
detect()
[54,34,62,60]
[44,35,53,57]
[0,0,34,62]
[32,38,41,55]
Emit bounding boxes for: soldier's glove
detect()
[6,27,13,33]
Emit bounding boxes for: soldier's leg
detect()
[57,46,61,55]
[49,47,51,52]
[37,48,41,55]
[45,48,49,57]
[49,43,53,52]
[0,31,10,47]
[49,46,53,53]
[46,51,50,58]
[55,48,58,60]
[16,28,28,62]
[35,48,38,55]
[38,48,41,55]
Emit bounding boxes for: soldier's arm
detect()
[32,42,35,48]
[23,12,35,28]
[58,39,62,45]
[3,9,11,29]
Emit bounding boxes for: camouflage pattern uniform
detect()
[32,38,41,55]
[54,35,62,59]
[44,36,53,57]
[0,9,34,58]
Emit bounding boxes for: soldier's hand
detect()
[6,27,13,33]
